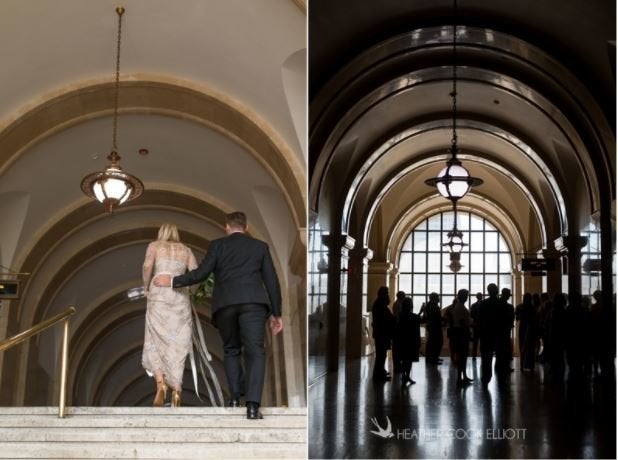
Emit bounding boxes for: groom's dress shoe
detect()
[226,397,241,407]
[246,402,263,420]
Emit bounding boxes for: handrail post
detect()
[58,318,69,418]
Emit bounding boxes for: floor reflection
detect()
[309,357,616,459]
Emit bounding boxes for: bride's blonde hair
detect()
[157,223,180,242]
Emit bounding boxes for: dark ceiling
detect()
[309,0,615,125]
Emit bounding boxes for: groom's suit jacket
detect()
[172,232,282,317]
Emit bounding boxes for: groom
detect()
[153,211,283,419]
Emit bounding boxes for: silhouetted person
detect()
[421,292,443,365]
[391,291,406,373]
[500,288,515,372]
[589,290,603,376]
[548,293,567,381]
[565,292,588,380]
[394,297,421,386]
[516,293,537,371]
[536,293,550,363]
[469,292,483,359]
[478,283,510,386]
[443,289,473,384]
[372,286,394,381]
[595,291,616,380]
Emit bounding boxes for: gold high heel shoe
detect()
[153,382,168,407]
[171,389,181,407]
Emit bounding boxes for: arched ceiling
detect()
[0,0,306,408]
[309,7,615,256]
[309,0,615,125]
[1,0,306,162]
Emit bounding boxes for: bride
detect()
[141,223,198,407]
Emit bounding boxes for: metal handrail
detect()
[0,306,76,418]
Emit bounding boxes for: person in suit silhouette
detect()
[394,297,421,386]
[153,212,282,419]
[371,286,395,381]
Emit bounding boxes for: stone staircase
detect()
[0,406,307,459]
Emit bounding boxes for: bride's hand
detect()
[269,316,283,336]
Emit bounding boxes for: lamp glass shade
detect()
[93,182,105,202]
[436,164,471,199]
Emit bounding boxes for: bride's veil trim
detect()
[189,304,224,406]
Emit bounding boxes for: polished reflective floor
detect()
[309,356,616,459]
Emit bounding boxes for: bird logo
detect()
[370,416,395,438]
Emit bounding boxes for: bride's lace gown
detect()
[142,241,197,389]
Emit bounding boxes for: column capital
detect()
[321,233,355,251]
[554,235,588,253]
[349,245,373,261]
[368,261,394,275]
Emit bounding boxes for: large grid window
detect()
[398,211,513,309]
[308,221,328,315]
[581,222,615,296]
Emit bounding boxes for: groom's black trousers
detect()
[214,303,269,405]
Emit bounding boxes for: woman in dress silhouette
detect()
[142,223,197,407]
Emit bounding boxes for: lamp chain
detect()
[112,7,124,153]
[451,0,457,159]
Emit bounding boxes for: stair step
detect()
[0,415,306,428]
[0,406,306,416]
[0,407,307,459]
[0,426,306,443]
[0,442,307,459]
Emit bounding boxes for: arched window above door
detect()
[398,210,513,309]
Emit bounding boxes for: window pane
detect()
[471,215,484,230]
[428,214,441,230]
[414,231,426,251]
[427,232,441,251]
[399,253,412,272]
[428,274,441,293]
[413,253,427,272]
[413,296,426,314]
[470,253,484,273]
[442,274,455,299]
[402,235,412,251]
[470,232,483,251]
[413,274,426,295]
[428,253,441,272]
[485,220,497,232]
[500,274,512,290]
[442,212,454,229]
[416,220,427,230]
[485,253,498,272]
[485,232,498,251]
[459,253,470,273]
[499,235,509,253]
[457,212,469,230]
[499,253,511,272]
[485,274,499,288]
[456,274,470,293]
[471,275,484,295]
[399,274,412,295]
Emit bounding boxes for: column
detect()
[346,245,373,359]
[388,267,399,297]
[598,201,615,311]
[554,235,588,295]
[542,247,562,296]
[321,233,355,372]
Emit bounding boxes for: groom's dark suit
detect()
[172,232,281,404]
